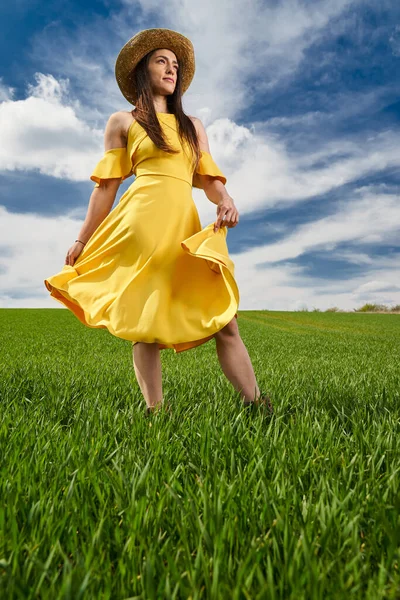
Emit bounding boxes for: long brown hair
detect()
[129,48,201,172]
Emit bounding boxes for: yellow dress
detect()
[44,112,240,353]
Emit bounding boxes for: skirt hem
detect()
[44,222,240,354]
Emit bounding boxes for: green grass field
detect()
[1,308,399,599]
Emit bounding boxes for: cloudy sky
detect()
[1,0,400,311]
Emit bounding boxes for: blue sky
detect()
[1,0,400,310]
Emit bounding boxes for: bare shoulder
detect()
[187,115,209,150]
[108,110,135,137]
[188,114,203,130]
[103,110,135,148]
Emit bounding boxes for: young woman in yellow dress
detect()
[44,28,273,417]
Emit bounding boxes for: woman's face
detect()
[147,48,179,96]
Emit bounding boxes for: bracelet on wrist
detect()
[75,239,86,245]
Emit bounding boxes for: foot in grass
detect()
[243,392,274,415]
[145,401,171,417]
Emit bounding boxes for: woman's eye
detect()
[158,59,178,70]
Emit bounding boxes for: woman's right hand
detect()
[65,241,85,266]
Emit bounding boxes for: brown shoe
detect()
[244,393,274,415]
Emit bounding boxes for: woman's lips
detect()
[163,78,174,83]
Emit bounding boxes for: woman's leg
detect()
[132,342,163,409]
[214,318,261,403]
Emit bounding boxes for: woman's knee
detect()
[214,317,239,341]
[132,341,160,357]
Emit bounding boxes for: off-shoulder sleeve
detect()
[90,147,133,188]
[192,150,227,189]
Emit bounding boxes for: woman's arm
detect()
[191,117,229,203]
[192,117,239,231]
[76,113,127,243]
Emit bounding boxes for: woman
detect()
[44,28,273,416]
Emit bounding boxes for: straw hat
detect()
[115,28,195,105]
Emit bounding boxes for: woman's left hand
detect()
[214,195,239,232]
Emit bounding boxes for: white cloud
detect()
[26,72,70,104]
[230,258,400,312]
[23,0,362,121]
[0,77,15,102]
[122,0,358,119]
[0,73,106,183]
[231,190,400,265]
[355,280,400,293]
[0,205,83,307]
[194,119,400,225]
[228,187,400,310]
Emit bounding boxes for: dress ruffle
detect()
[44,222,239,353]
[90,147,134,188]
[192,150,227,189]
[181,222,239,316]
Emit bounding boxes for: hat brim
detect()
[115,28,195,105]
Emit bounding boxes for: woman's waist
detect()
[133,169,193,186]
[123,171,194,201]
